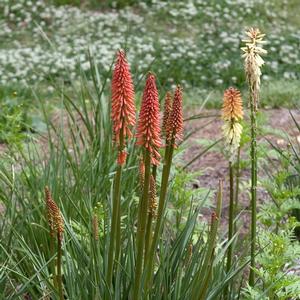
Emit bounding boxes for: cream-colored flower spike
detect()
[222,87,244,161]
[241,28,267,110]
[222,122,243,160]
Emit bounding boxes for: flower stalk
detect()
[241,28,266,286]
[234,146,241,231]
[144,174,157,266]
[221,87,243,279]
[106,49,135,295]
[133,73,161,299]
[227,161,234,274]
[145,85,183,293]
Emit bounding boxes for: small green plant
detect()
[243,224,300,299]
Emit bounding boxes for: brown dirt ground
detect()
[183,108,300,233]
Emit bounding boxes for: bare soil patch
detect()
[184,108,300,232]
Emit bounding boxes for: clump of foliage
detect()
[0,52,246,299]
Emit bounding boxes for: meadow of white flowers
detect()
[0,0,299,88]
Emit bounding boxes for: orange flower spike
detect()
[222,87,244,121]
[167,85,184,145]
[162,91,172,136]
[136,73,162,165]
[111,50,136,165]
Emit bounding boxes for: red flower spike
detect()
[167,85,184,145]
[136,73,162,165]
[162,91,172,136]
[111,50,136,165]
[117,150,127,165]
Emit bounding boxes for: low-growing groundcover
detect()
[1,0,300,90]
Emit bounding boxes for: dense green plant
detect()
[0,55,247,299]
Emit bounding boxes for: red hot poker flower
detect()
[111,50,136,165]
[136,73,162,165]
[222,87,244,121]
[167,85,183,145]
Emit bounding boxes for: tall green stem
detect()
[133,151,151,300]
[144,214,153,268]
[144,166,157,266]
[227,161,234,273]
[145,143,174,293]
[224,161,234,299]
[249,91,257,286]
[106,130,124,297]
[115,199,121,263]
[49,233,56,289]
[57,235,63,300]
[234,146,241,228]
[106,164,122,295]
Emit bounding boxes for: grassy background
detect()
[0,0,299,142]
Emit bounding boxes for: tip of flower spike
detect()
[242,28,267,110]
[245,28,265,41]
[222,87,243,121]
[111,49,136,165]
[136,73,161,165]
[167,85,184,145]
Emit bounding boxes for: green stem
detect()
[227,161,234,273]
[106,164,122,295]
[234,146,241,231]
[145,143,174,293]
[49,233,56,289]
[57,234,63,300]
[115,132,124,266]
[133,150,151,300]
[144,166,157,265]
[249,90,257,287]
[224,162,234,299]
[152,165,157,179]
[144,214,153,268]
[116,199,121,263]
